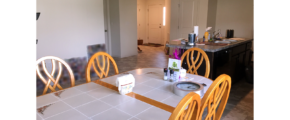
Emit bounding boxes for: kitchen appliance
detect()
[188,33,196,45]
[226,29,234,38]
[173,81,204,97]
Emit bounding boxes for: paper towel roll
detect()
[194,26,199,37]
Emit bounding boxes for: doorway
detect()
[137,0,167,45]
[148,5,163,44]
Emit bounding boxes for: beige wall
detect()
[37,0,105,60]
[108,0,137,58]
[119,0,138,58]
[197,0,209,39]
[215,0,253,39]
[108,0,121,57]
[207,0,218,33]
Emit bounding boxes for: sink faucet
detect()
[213,29,223,40]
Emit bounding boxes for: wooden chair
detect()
[180,48,210,78]
[169,92,201,120]
[36,56,75,95]
[85,52,119,82]
[198,74,231,120]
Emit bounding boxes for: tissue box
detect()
[116,74,135,95]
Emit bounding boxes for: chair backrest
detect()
[169,92,201,120]
[36,56,75,95]
[198,74,231,120]
[180,47,210,78]
[85,52,119,82]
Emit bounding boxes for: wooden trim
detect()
[94,80,175,113]
[126,92,175,113]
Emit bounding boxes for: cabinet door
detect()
[238,52,246,78]
[244,49,252,66]
[230,55,239,84]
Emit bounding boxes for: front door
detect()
[148,5,163,44]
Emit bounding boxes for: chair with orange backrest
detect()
[169,92,201,120]
[85,52,119,82]
[36,56,75,95]
[180,48,210,78]
[198,74,231,120]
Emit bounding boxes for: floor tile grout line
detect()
[37,99,61,109]
[42,107,74,120]
[81,86,139,119]
[161,94,174,103]
[85,92,115,101]
[37,86,106,112]
[37,112,45,120]
[35,87,98,109]
[128,106,154,119]
[43,89,117,119]
[49,94,92,119]
[54,94,91,117]
[113,105,136,118]
[88,107,115,119]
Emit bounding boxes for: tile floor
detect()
[37,45,254,120]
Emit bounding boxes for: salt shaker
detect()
[164,68,168,81]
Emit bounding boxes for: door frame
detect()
[147,4,164,45]
[103,0,111,55]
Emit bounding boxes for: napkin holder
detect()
[116,74,135,95]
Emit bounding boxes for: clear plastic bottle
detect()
[164,68,168,81]
[170,69,174,82]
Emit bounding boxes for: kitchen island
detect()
[166,38,253,83]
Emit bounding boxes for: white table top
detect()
[37,68,213,120]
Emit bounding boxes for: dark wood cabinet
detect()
[230,55,240,83]
[181,40,253,84]
[245,49,252,66]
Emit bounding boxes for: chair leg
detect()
[138,47,142,52]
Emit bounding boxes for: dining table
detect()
[37,68,213,120]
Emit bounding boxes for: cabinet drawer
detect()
[246,42,252,50]
[232,44,246,56]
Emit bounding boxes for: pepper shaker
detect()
[170,69,174,82]
[164,68,168,81]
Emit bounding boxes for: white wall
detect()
[108,0,121,57]
[215,0,253,38]
[197,0,209,39]
[207,0,217,33]
[107,0,137,58]
[119,0,138,58]
[37,0,105,60]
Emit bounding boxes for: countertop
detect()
[166,38,253,52]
